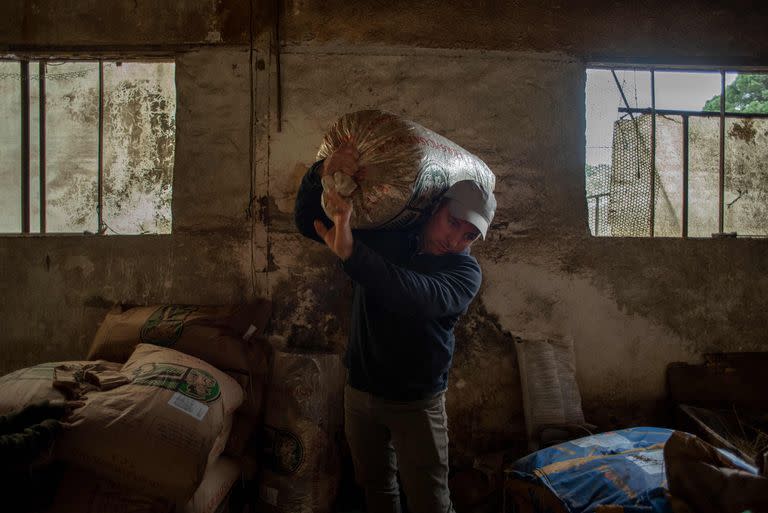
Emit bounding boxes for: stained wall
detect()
[1,0,767,463]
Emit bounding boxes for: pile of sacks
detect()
[0,302,272,513]
[0,302,348,513]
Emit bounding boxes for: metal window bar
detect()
[618,107,768,119]
[682,114,689,238]
[97,60,104,234]
[39,61,46,233]
[719,71,726,234]
[587,193,610,236]
[650,69,656,237]
[20,60,30,234]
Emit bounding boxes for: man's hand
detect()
[322,141,359,177]
[315,189,354,260]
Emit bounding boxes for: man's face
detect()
[421,202,481,255]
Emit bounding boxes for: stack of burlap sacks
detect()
[0,302,271,512]
[0,302,346,513]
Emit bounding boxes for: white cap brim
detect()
[447,200,489,239]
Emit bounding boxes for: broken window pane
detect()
[0,61,21,233]
[103,62,175,235]
[45,61,99,233]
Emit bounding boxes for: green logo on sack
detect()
[140,305,198,346]
[130,363,221,402]
[263,426,304,475]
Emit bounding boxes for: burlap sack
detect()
[258,351,345,513]
[513,332,586,451]
[88,301,271,364]
[0,360,121,415]
[88,304,271,420]
[208,414,234,467]
[57,344,244,502]
[317,110,496,230]
[184,456,242,513]
[47,468,173,513]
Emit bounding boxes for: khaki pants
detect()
[344,384,455,513]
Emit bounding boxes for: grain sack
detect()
[47,468,173,513]
[259,351,345,513]
[208,414,234,467]
[88,303,271,419]
[513,332,586,451]
[0,360,121,415]
[317,110,496,229]
[57,344,244,502]
[88,301,271,364]
[184,456,241,513]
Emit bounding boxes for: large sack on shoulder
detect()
[258,351,345,513]
[0,360,121,415]
[88,300,271,364]
[317,110,495,229]
[57,344,244,502]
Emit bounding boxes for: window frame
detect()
[586,63,768,239]
[0,53,176,237]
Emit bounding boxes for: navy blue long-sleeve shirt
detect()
[294,161,481,401]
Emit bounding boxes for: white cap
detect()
[443,180,496,239]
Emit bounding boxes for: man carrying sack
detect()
[294,141,496,513]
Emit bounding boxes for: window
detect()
[0,59,175,235]
[585,66,768,238]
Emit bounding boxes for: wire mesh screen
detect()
[586,68,652,236]
[608,114,654,236]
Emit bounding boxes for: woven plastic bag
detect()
[317,110,495,230]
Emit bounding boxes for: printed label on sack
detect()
[262,425,304,475]
[131,363,221,402]
[140,305,198,346]
[572,433,630,450]
[260,485,279,506]
[168,391,209,420]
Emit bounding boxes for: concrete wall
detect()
[1,0,768,463]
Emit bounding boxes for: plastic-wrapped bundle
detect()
[317,110,495,229]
